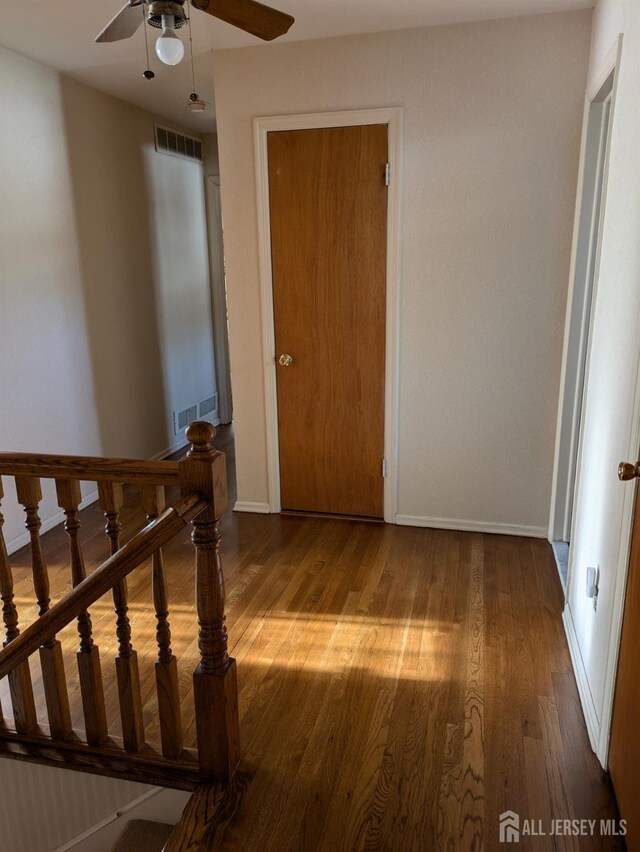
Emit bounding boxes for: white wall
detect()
[212,11,591,533]
[0,46,216,552]
[0,761,150,852]
[0,47,216,840]
[563,0,640,764]
[0,48,102,550]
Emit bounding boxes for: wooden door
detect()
[609,479,640,847]
[268,125,388,518]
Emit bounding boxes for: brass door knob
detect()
[618,461,640,481]
[278,354,294,367]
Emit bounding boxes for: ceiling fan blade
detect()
[95,1,144,43]
[191,0,294,41]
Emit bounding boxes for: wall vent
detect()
[174,404,198,436]
[199,393,218,419]
[155,124,203,164]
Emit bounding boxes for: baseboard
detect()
[228,508,549,532]
[395,514,547,538]
[150,438,189,460]
[233,501,271,515]
[55,787,190,852]
[562,603,600,755]
[6,488,99,556]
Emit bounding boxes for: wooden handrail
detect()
[0,452,180,486]
[0,492,206,679]
[0,422,240,785]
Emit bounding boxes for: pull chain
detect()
[186,0,203,109]
[142,1,155,79]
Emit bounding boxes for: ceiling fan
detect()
[96,0,295,65]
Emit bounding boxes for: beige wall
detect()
[212,11,591,532]
[563,0,640,763]
[0,46,216,552]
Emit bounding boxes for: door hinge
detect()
[384,163,391,187]
[382,458,388,478]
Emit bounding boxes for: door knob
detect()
[618,461,640,481]
[278,354,294,367]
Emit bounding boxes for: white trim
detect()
[590,38,637,771]
[233,501,271,514]
[53,786,190,852]
[599,455,640,767]
[54,788,163,852]
[565,44,621,599]
[563,603,599,753]
[586,38,622,104]
[6,488,99,556]
[548,38,621,546]
[395,515,547,539]
[150,437,190,461]
[253,108,402,523]
[560,37,629,769]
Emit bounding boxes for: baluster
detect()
[179,423,240,780]
[142,485,183,758]
[97,481,145,752]
[0,479,37,734]
[55,479,108,746]
[14,476,72,740]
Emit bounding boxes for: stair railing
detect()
[0,422,240,787]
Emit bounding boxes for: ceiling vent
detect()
[155,124,203,164]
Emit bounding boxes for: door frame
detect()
[597,38,640,765]
[253,108,403,523]
[548,40,620,552]
[555,36,638,768]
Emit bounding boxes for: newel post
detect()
[179,422,240,780]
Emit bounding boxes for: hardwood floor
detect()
[1,427,620,850]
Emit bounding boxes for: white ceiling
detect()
[1,0,592,133]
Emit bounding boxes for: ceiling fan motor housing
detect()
[147,0,187,29]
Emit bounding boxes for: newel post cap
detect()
[180,422,227,517]
[186,422,216,456]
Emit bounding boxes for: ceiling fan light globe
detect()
[155,29,185,65]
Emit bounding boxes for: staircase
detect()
[0,423,245,849]
[111,821,173,852]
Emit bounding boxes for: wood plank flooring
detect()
[0,427,620,850]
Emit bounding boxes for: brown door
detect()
[609,469,640,848]
[267,125,388,518]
